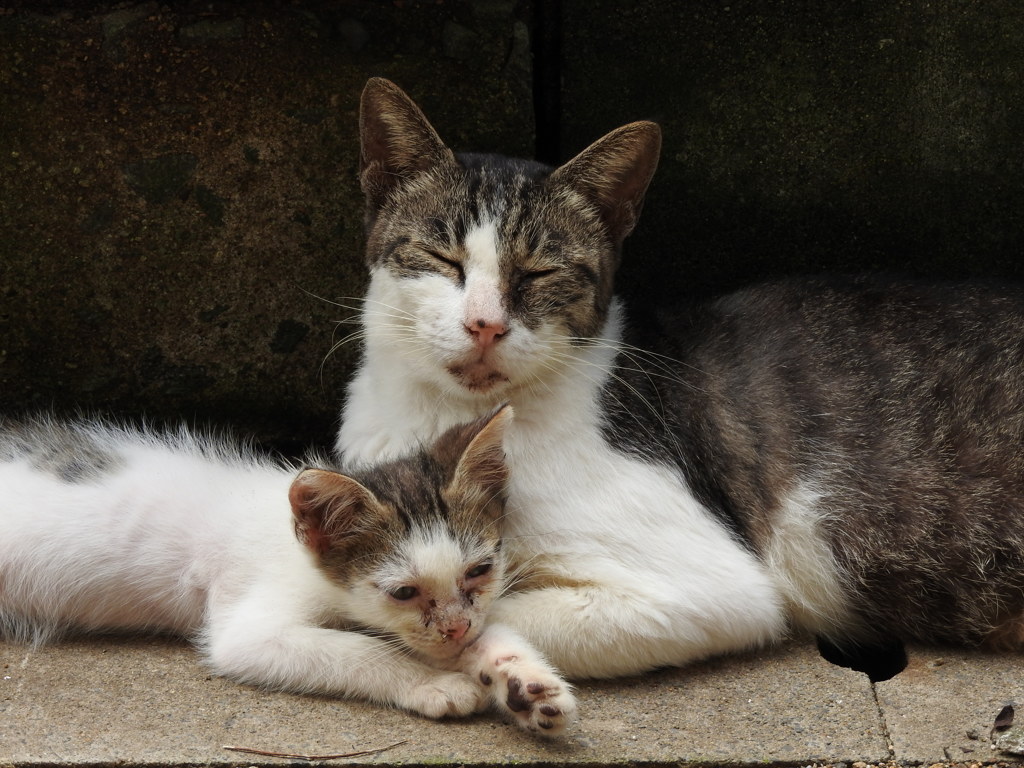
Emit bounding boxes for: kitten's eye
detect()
[425,250,464,281]
[389,586,419,601]
[465,563,492,579]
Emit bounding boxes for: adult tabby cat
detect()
[0,407,577,734]
[338,77,1024,680]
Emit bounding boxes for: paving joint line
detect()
[870,681,896,759]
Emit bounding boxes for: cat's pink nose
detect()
[441,619,471,642]
[466,319,507,348]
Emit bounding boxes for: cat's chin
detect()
[446,362,511,394]
[415,639,478,664]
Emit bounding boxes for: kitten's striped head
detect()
[290,406,511,660]
[356,78,661,403]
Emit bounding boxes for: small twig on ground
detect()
[222,739,407,761]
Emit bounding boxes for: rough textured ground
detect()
[3,638,1023,766]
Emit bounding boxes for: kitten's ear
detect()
[549,121,661,247]
[445,405,513,505]
[289,469,381,556]
[359,78,456,211]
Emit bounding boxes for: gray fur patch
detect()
[0,417,124,483]
[601,276,1024,648]
[313,416,506,588]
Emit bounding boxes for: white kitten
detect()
[0,408,576,734]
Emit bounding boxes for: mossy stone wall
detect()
[1,1,532,448]
[3,1,1023,447]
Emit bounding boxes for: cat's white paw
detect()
[402,671,488,719]
[484,655,577,736]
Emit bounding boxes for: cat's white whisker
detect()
[537,347,674,444]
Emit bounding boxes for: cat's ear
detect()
[443,405,513,507]
[359,77,456,211]
[549,121,661,248]
[289,469,383,556]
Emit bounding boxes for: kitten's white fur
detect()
[0,420,577,733]
[339,222,797,677]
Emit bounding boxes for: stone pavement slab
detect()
[877,645,1024,765]
[0,636,886,766]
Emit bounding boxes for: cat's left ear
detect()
[549,121,661,248]
[437,405,513,509]
[289,469,383,556]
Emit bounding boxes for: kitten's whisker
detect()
[499,553,546,595]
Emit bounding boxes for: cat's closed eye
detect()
[514,268,560,300]
[519,268,558,286]
[425,249,464,282]
[388,585,419,601]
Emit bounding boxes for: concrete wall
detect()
[559,2,1024,307]
[3,1,1023,448]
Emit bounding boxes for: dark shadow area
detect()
[616,164,1024,312]
[817,635,908,683]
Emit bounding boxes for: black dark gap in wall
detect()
[531,0,562,165]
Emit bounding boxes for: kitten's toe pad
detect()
[493,657,576,735]
[405,671,488,719]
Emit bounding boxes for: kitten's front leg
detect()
[458,624,577,735]
[204,613,488,719]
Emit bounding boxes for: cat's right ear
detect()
[359,78,456,211]
[289,469,381,556]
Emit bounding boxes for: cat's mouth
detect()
[416,633,480,662]
[447,361,510,392]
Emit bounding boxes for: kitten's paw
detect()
[403,671,488,720]
[486,655,577,736]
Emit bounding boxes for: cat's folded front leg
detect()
[458,623,577,736]
[487,578,786,679]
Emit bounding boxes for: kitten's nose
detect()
[466,319,507,348]
[441,618,471,642]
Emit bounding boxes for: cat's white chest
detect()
[502,411,751,572]
[487,404,789,676]
[337,362,478,463]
